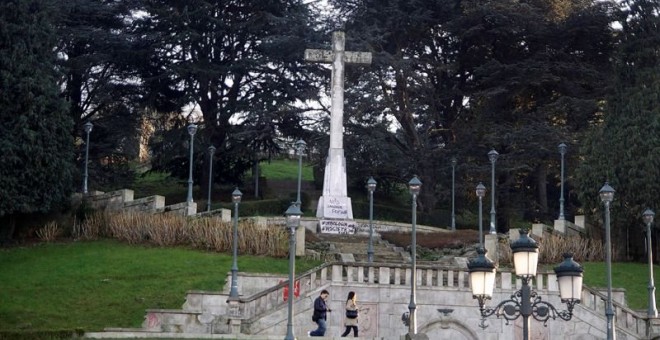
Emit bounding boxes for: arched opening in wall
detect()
[419,317,479,340]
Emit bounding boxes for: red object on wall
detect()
[281,280,300,301]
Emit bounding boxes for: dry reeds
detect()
[76,211,289,257]
[499,233,606,264]
[36,221,60,242]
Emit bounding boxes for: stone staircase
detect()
[312,233,407,263]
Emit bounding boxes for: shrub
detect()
[35,221,60,242]
[76,211,289,257]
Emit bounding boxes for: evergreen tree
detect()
[0,0,75,241]
[326,0,613,225]
[134,0,324,188]
[574,0,660,260]
[448,0,614,228]
[54,0,142,188]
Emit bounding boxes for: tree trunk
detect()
[536,164,548,215]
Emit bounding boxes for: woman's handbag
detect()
[346,309,358,319]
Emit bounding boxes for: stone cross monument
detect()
[305,31,371,226]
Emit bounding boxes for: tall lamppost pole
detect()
[476,183,486,247]
[186,124,198,203]
[558,143,567,220]
[600,182,616,340]
[643,208,657,318]
[206,145,216,212]
[284,203,302,340]
[367,177,377,264]
[451,157,457,231]
[82,122,93,194]
[488,149,499,234]
[468,229,583,340]
[407,176,422,335]
[295,139,306,207]
[228,188,242,299]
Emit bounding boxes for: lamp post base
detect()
[405,333,429,340]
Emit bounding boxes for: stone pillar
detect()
[484,233,499,265]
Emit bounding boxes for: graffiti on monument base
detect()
[320,220,356,234]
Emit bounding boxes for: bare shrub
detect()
[74,212,106,240]
[76,211,290,257]
[537,233,604,263]
[106,212,146,244]
[145,214,187,246]
[188,217,231,251]
[498,233,605,265]
[36,221,60,242]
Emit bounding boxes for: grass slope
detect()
[0,240,319,332]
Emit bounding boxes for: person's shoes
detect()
[307,331,311,337]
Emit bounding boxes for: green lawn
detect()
[0,240,320,333]
[1,240,659,337]
[259,159,313,181]
[582,261,660,311]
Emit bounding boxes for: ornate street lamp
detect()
[451,157,457,231]
[468,248,496,315]
[82,122,93,194]
[228,188,242,299]
[476,183,486,247]
[295,139,306,207]
[599,182,615,340]
[407,176,422,336]
[558,143,567,220]
[643,208,657,317]
[206,145,216,212]
[186,124,198,203]
[367,176,377,264]
[284,202,302,340]
[488,149,499,234]
[469,229,583,339]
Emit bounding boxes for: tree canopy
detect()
[0,0,75,240]
[2,0,659,252]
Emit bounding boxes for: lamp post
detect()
[367,177,377,264]
[228,188,242,299]
[206,145,216,212]
[643,208,657,318]
[451,157,457,231]
[284,202,302,340]
[82,122,93,194]
[294,140,306,207]
[558,143,567,220]
[488,149,499,234]
[476,183,486,247]
[600,182,616,340]
[407,176,422,335]
[468,229,583,340]
[186,124,198,203]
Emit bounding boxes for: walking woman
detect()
[341,291,359,337]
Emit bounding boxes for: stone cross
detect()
[305,31,372,222]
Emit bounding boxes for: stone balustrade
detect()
[128,260,652,339]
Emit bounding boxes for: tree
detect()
[326,0,613,226]
[326,0,463,212]
[135,0,325,190]
[0,0,75,241]
[448,0,614,228]
[54,0,143,189]
[574,0,660,260]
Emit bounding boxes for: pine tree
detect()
[574,0,660,260]
[0,0,75,241]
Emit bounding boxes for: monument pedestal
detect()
[316,148,354,221]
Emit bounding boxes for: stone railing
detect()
[81,188,235,218]
[233,261,647,337]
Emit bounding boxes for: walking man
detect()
[309,290,332,336]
